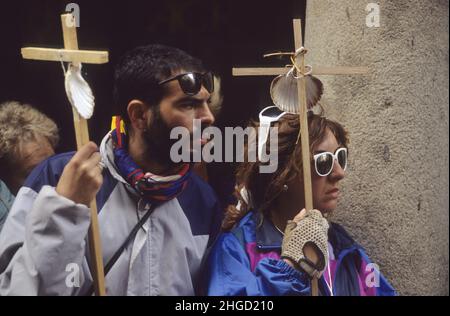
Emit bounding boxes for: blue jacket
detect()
[203,211,396,296]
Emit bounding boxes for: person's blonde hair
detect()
[0,101,59,161]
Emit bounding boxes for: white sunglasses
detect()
[313,147,348,177]
[258,106,287,159]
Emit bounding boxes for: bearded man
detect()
[0,44,222,296]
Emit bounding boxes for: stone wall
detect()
[305,0,449,295]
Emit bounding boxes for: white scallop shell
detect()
[64,62,95,119]
[270,72,324,114]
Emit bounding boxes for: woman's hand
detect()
[281,208,329,277]
[56,142,103,206]
[293,209,322,265]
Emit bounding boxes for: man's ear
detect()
[127,100,151,131]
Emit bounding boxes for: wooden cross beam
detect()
[21,13,108,296]
[233,19,369,296]
[233,65,369,76]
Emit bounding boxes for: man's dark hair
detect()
[113,44,206,125]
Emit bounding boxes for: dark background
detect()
[0,0,305,202]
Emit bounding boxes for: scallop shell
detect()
[270,72,324,114]
[64,62,95,119]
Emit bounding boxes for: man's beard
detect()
[142,107,210,170]
[142,107,179,171]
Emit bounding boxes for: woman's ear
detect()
[127,100,150,131]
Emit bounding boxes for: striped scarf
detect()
[111,116,192,204]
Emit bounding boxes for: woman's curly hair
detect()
[222,111,349,231]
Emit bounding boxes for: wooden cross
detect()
[233,19,369,296]
[21,13,108,296]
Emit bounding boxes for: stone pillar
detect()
[305,0,448,295]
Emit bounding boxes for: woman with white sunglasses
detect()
[202,110,396,296]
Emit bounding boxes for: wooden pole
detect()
[293,19,314,212]
[60,14,106,296]
[293,19,319,297]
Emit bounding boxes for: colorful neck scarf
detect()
[110,116,192,204]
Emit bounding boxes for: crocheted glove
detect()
[281,209,329,278]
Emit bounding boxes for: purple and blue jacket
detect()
[203,211,396,296]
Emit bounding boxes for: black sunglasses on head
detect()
[158,72,214,96]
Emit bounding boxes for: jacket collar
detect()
[253,212,283,252]
[100,132,141,199]
[327,221,359,255]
